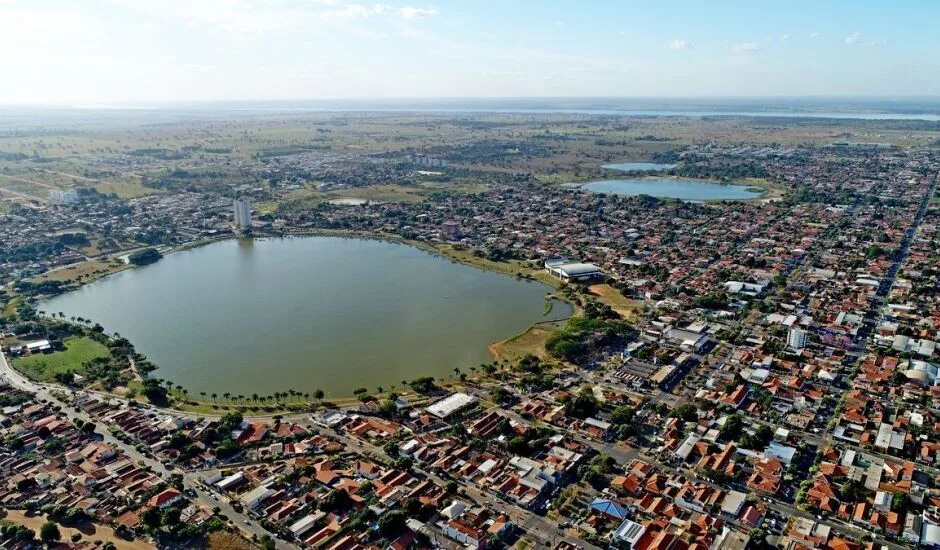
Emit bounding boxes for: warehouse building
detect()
[544,259,604,282]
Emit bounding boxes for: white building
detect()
[787,327,808,350]
[240,485,274,510]
[233,198,252,229]
[544,259,604,282]
[426,392,477,419]
[49,189,79,204]
[612,518,645,548]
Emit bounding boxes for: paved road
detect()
[0,350,296,549]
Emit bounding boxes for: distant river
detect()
[577,177,764,201]
[40,237,571,397]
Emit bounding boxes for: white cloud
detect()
[810,32,819,38]
[781,34,789,40]
[845,32,860,44]
[398,6,437,19]
[731,42,760,53]
[865,39,887,47]
[670,39,691,50]
[104,0,436,33]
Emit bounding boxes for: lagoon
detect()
[579,177,764,201]
[39,237,570,397]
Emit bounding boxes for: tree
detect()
[719,414,744,441]
[259,535,276,550]
[748,528,766,543]
[313,389,325,402]
[378,510,407,538]
[490,387,512,405]
[610,405,635,425]
[669,403,698,422]
[141,378,168,405]
[320,489,352,512]
[840,479,868,503]
[564,387,599,419]
[40,521,61,545]
[378,399,397,417]
[891,493,911,513]
[162,508,182,529]
[507,436,531,456]
[128,247,162,265]
[141,506,163,530]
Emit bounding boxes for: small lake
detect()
[40,237,571,397]
[578,177,764,201]
[602,162,675,172]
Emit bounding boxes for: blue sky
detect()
[1,0,938,104]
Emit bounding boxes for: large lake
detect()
[40,237,570,397]
[578,177,764,201]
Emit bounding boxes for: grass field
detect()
[490,323,560,361]
[93,177,157,198]
[13,336,110,381]
[31,259,129,284]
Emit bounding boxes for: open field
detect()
[3,112,937,196]
[31,259,129,283]
[490,323,562,362]
[587,284,643,322]
[3,510,154,550]
[13,336,110,381]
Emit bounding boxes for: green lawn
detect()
[13,336,110,381]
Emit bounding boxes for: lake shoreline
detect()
[24,232,573,404]
[569,174,781,202]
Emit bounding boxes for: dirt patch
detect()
[207,531,259,550]
[3,510,154,550]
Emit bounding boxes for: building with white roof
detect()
[426,392,478,419]
[544,259,604,282]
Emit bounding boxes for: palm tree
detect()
[199,391,206,400]
[251,393,259,403]
[211,393,217,402]
[222,392,231,403]
[377,386,384,394]
[313,389,324,403]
